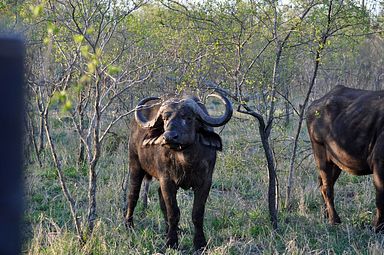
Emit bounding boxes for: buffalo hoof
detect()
[166,236,178,249]
[124,219,134,229]
[374,225,384,233]
[192,248,206,255]
[326,210,341,225]
[322,208,341,224]
[373,220,384,233]
[329,217,341,225]
[193,236,207,252]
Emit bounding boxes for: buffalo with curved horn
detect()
[125,92,232,251]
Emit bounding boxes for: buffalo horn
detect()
[193,93,233,127]
[134,97,161,128]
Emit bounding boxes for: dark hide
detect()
[125,95,228,251]
[306,85,384,231]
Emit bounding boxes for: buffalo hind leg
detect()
[318,163,341,224]
[159,178,180,249]
[192,180,212,251]
[125,155,146,228]
[372,157,384,232]
[312,141,341,224]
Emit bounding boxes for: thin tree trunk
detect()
[26,112,42,167]
[238,105,278,230]
[284,85,290,127]
[260,130,278,230]
[37,111,45,154]
[285,1,332,209]
[43,106,85,245]
[23,115,33,165]
[87,159,98,234]
[77,117,85,167]
[77,93,85,166]
[233,1,282,229]
[87,79,101,235]
[285,48,322,210]
[78,141,85,166]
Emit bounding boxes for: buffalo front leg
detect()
[125,157,145,228]
[158,187,169,233]
[141,176,151,211]
[159,178,180,249]
[192,180,212,251]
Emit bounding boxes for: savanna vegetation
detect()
[2,0,384,254]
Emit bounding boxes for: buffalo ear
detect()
[142,125,164,147]
[198,130,222,151]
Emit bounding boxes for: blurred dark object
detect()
[0,36,24,255]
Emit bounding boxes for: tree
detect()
[22,0,150,243]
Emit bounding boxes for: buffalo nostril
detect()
[163,131,178,142]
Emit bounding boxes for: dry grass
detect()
[23,117,384,254]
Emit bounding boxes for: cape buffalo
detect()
[125,92,232,250]
[306,85,384,231]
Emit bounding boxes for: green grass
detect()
[23,119,384,254]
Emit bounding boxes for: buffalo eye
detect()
[180,112,192,121]
[163,112,172,121]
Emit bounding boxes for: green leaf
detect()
[80,46,90,58]
[86,26,95,34]
[47,23,59,35]
[59,90,66,100]
[73,34,84,44]
[63,100,72,111]
[74,84,84,93]
[30,5,43,17]
[80,74,91,84]
[108,65,122,76]
[43,37,50,44]
[87,62,96,73]
[50,90,67,107]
